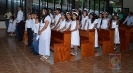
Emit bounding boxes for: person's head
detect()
[102,12,108,18]
[117,10,121,14]
[18,6,21,11]
[66,12,71,20]
[72,9,76,13]
[99,13,103,18]
[34,13,38,19]
[35,18,39,23]
[31,13,35,19]
[76,9,81,16]
[113,15,119,20]
[48,8,53,13]
[10,16,13,19]
[83,10,88,17]
[61,12,65,20]
[89,12,96,23]
[28,8,31,13]
[14,14,17,18]
[55,8,61,14]
[27,14,31,19]
[72,12,78,20]
[42,8,49,16]
[128,11,132,16]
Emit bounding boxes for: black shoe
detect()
[33,52,39,55]
[18,39,23,41]
[26,45,31,48]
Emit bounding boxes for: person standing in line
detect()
[64,12,72,31]
[16,6,24,41]
[100,12,110,30]
[4,9,12,32]
[39,8,51,60]
[25,14,32,48]
[111,15,120,49]
[88,12,98,48]
[97,13,103,29]
[70,12,80,56]
[117,10,123,21]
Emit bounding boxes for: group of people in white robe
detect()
[8,7,125,61]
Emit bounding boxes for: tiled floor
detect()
[0,30,133,73]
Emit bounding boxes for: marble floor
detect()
[0,30,133,73]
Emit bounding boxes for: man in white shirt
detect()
[4,9,12,32]
[123,12,133,26]
[17,6,24,41]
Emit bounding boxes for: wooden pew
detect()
[119,25,130,51]
[129,26,133,42]
[50,30,71,64]
[98,29,115,54]
[79,30,95,58]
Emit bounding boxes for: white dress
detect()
[101,18,109,29]
[88,19,98,47]
[81,16,88,30]
[70,20,80,46]
[57,19,66,30]
[64,20,72,31]
[97,18,102,28]
[11,19,17,32]
[111,20,120,44]
[39,16,51,56]
[8,19,13,32]
[51,14,61,29]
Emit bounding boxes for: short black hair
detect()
[56,8,61,12]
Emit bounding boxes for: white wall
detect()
[0,21,6,29]
[123,0,133,12]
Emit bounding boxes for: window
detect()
[0,0,6,20]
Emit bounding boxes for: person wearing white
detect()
[8,16,13,34]
[64,12,72,31]
[70,12,80,56]
[32,18,40,55]
[123,12,133,26]
[11,15,17,35]
[56,12,66,31]
[25,14,32,47]
[31,14,36,31]
[80,10,88,30]
[17,6,24,41]
[97,13,102,29]
[4,9,12,31]
[51,8,61,29]
[111,15,120,49]
[88,12,98,47]
[39,8,51,60]
[100,12,110,29]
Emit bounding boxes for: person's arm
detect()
[83,19,87,30]
[71,21,79,32]
[54,17,61,29]
[123,16,128,24]
[38,20,49,35]
[92,23,97,29]
[60,25,66,32]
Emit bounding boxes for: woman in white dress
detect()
[56,12,66,31]
[7,16,13,36]
[97,13,102,29]
[111,15,120,49]
[80,10,88,30]
[70,12,80,56]
[38,8,51,60]
[100,12,110,30]
[88,12,98,48]
[64,12,72,31]
[11,14,17,36]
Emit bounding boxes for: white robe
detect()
[88,19,98,47]
[57,19,66,30]
[11,19,17,32]
[111,20,120,44]
[39,16,51,56]
[97,18,102,28]
[101,18,109,29]
[70,20,80,46]
[8,19,13,32]
[81,16,88,30]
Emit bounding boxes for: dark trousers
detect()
[15,26,19,37]
[18,21,23,40]
[5,19,9,31]
[27,28,33,46]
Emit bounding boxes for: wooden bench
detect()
[98,29,115,54]
[129,26,133,42]
[119,26,130,51]
[79,30,95,58]
[50,30,71,64]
